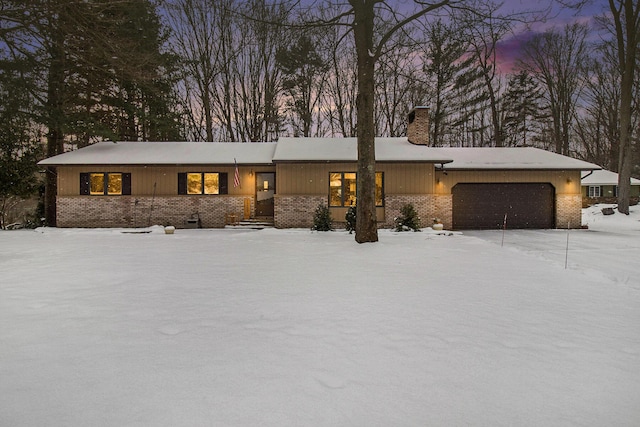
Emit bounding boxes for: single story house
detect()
[581,169,640,204]
[39,107,600,230]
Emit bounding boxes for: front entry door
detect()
[255,172,275,217]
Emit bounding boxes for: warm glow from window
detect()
[107,174,122,195]
[204,173,219,194]
[90,173,122,195]
[90,173,105,195]
[329,173,342,206]
[187,173,202,194]
[329,172,384,207]
[188,172,220,194]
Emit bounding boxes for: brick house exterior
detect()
[40,107,600,230]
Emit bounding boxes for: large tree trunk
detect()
[44,28,66,227]
[352,2,378,243]
[615,0,639,215]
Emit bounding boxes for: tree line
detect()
[1,0,638,232]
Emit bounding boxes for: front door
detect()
[255,172,275,217]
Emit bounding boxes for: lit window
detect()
[107,174,122,195]
[329,172,384,207]
[179,172,227,195]
[90,173,105,195]
[88,173,123,195]
[204,173,219,194]
[187,173,203,194]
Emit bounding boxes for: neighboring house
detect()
[581,169,640,204]
[39,107,600,230]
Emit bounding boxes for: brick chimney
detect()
[407,106,430,145]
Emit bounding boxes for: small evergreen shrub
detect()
[312,203,333,231]
[394,203,421,232]
[345,205,356,234]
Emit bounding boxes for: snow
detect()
[1,205,639,426]
[581,169,640,186]
[270,136,456,163]
[38,141,277,166]
[271,138,600,170]
[39,138,600,171]
[429,147,600,170]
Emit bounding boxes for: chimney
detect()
[407,106,430,145]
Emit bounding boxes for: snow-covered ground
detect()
[1,205,639,426]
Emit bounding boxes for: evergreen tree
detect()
[312,204,333,231]
[345,206,357,234]
[0,59,43,229]
[276,33,328,137]
[503,70,544,147]
[422,19,474,146]
[394,203,421,232]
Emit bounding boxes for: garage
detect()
[452,183,555,229]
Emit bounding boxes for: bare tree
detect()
[462,9,513,147]
[165,0,224,141]
[308,0,476,243]
[518,23,590,155]
[576,44,621,168]
[605,0,640,214]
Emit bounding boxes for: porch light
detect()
[263,180,269,190]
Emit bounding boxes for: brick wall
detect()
[434,195,453,230]
[556,194,582,229]
[383,194,436,228]
[57,196,250,228]
[274,195,325,228]
[406,106,430,146]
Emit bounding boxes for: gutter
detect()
[581,170,594,180]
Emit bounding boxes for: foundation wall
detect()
[56,196,251,228]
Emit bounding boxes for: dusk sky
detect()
[495,0,606,72]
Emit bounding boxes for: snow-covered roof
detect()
[581,169,640,186]
[38,141,277,166]
[38,138,601,171]
[272,137,453,163]
[429,147,600,170]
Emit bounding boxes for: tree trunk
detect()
[352,2,378,243]
[615,0,639,215]
[44,28,66,227]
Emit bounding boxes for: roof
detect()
[38,141,277,166]
[429,147,600,170]
[272,137,452,163]
[581,169,640,186]
[38,138,602,171]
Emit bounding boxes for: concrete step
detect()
[226,218,275,229]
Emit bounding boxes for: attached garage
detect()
[452,183,555,229]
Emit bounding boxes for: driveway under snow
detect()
[1,205,639,426]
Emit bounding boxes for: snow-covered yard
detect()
[1,205,639,426]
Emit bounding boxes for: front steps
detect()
[225,218,275,229]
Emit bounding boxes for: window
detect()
[80,172,131,195]
[178,172,228,195]
[588,185,601,198]
[329,172,384,207]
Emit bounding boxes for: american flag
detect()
[233,158,240,188]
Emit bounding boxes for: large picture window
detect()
[178,172,228,195]
[329,172,384,207]
[80,172,131,195]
